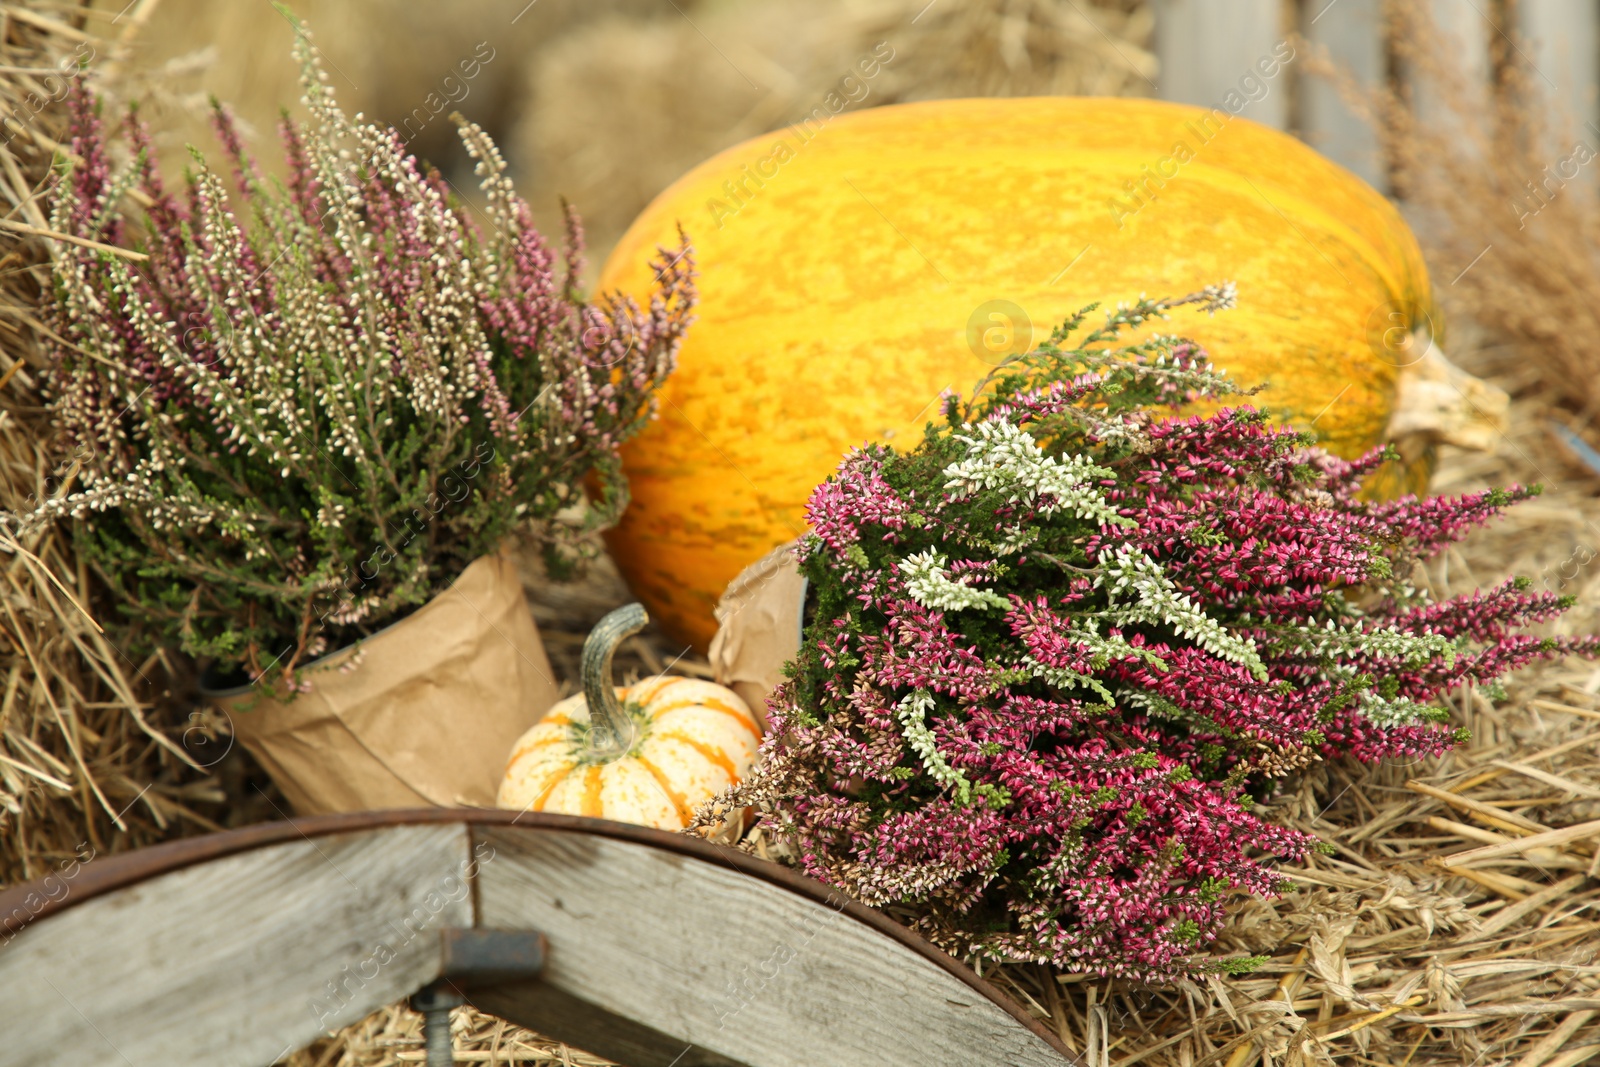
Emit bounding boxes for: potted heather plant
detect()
[22,36,694,813]
[703,288,1592,979]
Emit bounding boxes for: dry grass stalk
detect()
[1325,3,1600,441]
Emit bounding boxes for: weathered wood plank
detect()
[472,978,753,1067]
[1153,0,1289,129]
[1302,0,1386,189]
[0,824,471,1067]
[1517,0,1600,141]
[474,826,1071,1067]
[0,812,1072,1066]
[1410,0,1491,142]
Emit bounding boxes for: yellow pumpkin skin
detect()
[497,676,760,829]
[598,97,1436,650]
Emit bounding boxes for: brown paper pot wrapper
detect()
[205,551,560,815]
[707,541,806,728]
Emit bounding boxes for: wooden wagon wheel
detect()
[0,810,1077,1066]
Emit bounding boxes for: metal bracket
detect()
[410,928,547,1066]
[440,927,548,986]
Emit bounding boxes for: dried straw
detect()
[288,1003,616,1066]
[0,0,248,887]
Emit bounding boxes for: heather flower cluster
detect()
[22,35,694,686]
[718,290,1594,980]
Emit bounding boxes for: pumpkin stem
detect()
[583,602,648,759]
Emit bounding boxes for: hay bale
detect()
[518,0,1158,260]
[0,0,236,885]
[839,0,1156,102]
[110,0,1156,263]
[102,0,665,186]
[514,5,834,257]
[516,0,1156,265]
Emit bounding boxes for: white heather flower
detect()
[1021,616,1165,703]
[899,550,1010,612]
[1024,655,1116,704]
[1119,688,1185,718]
[1287,619,1456,667]
[896,689,972,801]
[316,500,347,530]
[1359,692,1440,728]
[1096,545,1266,678]
[943,417,1131,529]
[1199,281,1238,314]
[1070,616,1166,667]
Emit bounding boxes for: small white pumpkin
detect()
[497,603,761,829]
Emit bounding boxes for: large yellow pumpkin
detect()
[597,97,1459,651]
[498,604,760,829]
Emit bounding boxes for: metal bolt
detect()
[409,982,465,1067]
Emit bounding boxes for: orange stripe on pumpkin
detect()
[659,731,740,781]
[637,756,693,828]
[649,697,760,739]
[581,765,605,818]
[510,735,570,762]
[530,763,575,812]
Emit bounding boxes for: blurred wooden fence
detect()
[1152,0,1600,192]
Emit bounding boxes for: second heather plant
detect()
[708,289,1594,980]
[30,38,694,686]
